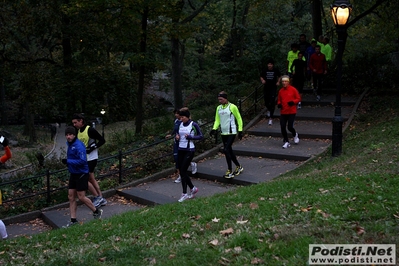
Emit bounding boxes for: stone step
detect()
[118,178,237,205]
[41,194,142,229]
[247,119,336,140]
[233,136,330,161]
[270,105,353,122]
[195,156,302,185]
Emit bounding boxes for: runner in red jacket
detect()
[0,136,12,166]
[277,76,301,148]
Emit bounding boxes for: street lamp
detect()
[330,0,352,157]
[100,109,106,137]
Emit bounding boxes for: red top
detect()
[277,85,301,114]
[0,146,12,164]
[309,53,327,74]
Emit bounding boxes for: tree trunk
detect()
[135,6,149,134]
[61,0,77,113]
[0,62,8,126]
[23,102,37,143]
[171,37,184,109]
[312,0,323,39]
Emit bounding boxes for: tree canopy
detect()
[1,0,397,141]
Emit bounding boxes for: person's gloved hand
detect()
[238,131,243,140]
[288,101,295,106]
[61,159,67,165]
[210,129,217,137]
[0,136,9,147]
[86,143,97,154]
[277,104,282,109]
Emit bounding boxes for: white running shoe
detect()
[268,118,272,125]
[266,111,270,117]
[191,162,197,174]
[178,193,190,202]
[294,133,300,144]
[297,102,301,109]
[282,142,291,149]
[174,175,181,183]
[316,95,321,101]
[189,186,199,199]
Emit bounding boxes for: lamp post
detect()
[330,0,352,157]
[100,109,106,137]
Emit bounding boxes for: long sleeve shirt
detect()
[212,103,243,135]
[277,85,301,115]
[177,120,203,151]
[309,53,327,74]
[66,138,89,174]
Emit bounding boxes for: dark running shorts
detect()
[68,173,89,191]
[88,159,98,173]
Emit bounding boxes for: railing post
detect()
[254,88,257,114]
[238,98,242,113]
[118,150,123,184]
[46,169,51,203]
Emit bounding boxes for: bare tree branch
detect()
[347,0,388,28]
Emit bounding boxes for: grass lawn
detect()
[1,92,398,265]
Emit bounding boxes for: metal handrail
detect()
[0,83,263,211]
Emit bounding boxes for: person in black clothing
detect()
[298,33,311,56]
[260,58,281,125]
[290,52,307,108]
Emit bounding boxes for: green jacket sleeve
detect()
[230,104,243,131]
[212,106,220,130]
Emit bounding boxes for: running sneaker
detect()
[282,142,291,149]
[223,170,234,179]
[233,166,244,176]
[268,118,273,125]
[100,197,108,206]
[316,95,321,101]
[178,193,190,202]
[189,186,199,199]
[297,102,301,109]
[266,111,270,117]
[62,220,78,228]
[174,175,181,183]
[191,162,197,174]
[93,209,103,219]
[294,133,300,144]
[92,196,102,208]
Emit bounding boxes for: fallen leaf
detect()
[220,228,234,235]
[169,254,176,259]
[218,257,230,265]
[251,258,264,264]
[98,257,106,262]
[157,232,162,237]
[259,197,265,201]
[250,203,259,209]
[212,217,220,223]
[234,246,242,253]
[237,220,248,224]
[191,215,201,220]
[236,203,243,208]
[182,233,190,238]
[209,239,219,246]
